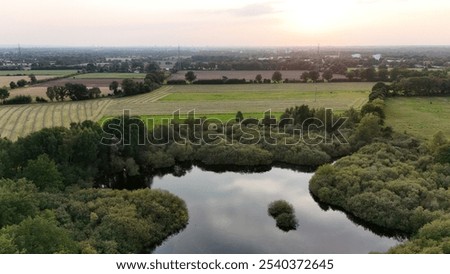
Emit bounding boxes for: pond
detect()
[150,166,402,254]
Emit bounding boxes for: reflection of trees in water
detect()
[310,191,410,241]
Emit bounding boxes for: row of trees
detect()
[369,77,450,101]
[181,70,333,85]
[46,84,101,101]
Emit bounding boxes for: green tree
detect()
[0,214,78,254]
[309,71,320,82]
[109,81,120,95]
[21,154,64,191]
[0,88,10,103]
[350,114,382,147]
[268,200,294,218]
[300,71,310,82]
[9,81,17,89]
[145,62,160,73]
[346,70,355,81]
[271,71,283,83]
[361,67,376,81]
[0,179,39,228]
[378,68,389,81]
[322,69,333,81]
[255,74,262,83]
[46,87,56,101]
[54,86,68,101]
[16,79,27,87]
[185,71,197,83]
[236,111,244,122]
[28,74,37,84]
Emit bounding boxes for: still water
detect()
[151,167,401,254]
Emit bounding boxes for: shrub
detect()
[167,79,187,85]
[3,95,32,105]
[268,200,294,218]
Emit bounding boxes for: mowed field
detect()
[0,82,372,140]
[0,99,112,141]
[169,70,347,81]
[385,97,450,140]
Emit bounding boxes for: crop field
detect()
[0,99,111,140]
[0,70,78,76]
[1,82,372,140]
[74,73,146,79]
[169,70,347,81]
[0,75,55,87]
[385,97,450,140]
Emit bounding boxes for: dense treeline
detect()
[0,121,189,253]
[0,179,188,253]
[309,93,450,253]
[370,78,450,101]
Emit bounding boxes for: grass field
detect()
[100,112,283,129]
[1,82,372,140]
[385,97,450,140]
[74,73,146,79]
[0,99,111,141]
[0,70,78,76]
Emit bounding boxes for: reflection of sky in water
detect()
[153,167,400,254]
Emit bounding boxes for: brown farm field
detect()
[169,70,347,81]
[0,75,55,87]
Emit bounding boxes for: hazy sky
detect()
[1,0,450,47]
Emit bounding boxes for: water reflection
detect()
[132,166,405,254]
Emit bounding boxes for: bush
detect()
[193,79,224,85]
[3,95,32,105]
[36,96,48,103]
[268,200,294,218]
[167,79,187,85]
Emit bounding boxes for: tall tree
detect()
[21,154,64,191]
[300,71,310,82]
[185,71,197,83]
[255,74,262,83]
[272,71,283,83]
[29,74,37,84]
[0,88,10,103]
[109,81,120,95]
[322,69,333,82]
[46,87,56,102]
[309,71,320,82]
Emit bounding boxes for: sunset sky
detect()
[1,0,450,47]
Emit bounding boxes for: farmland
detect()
[0,75,56,87]
[169,70,347,81]
[385,97,450,140]
[73,73,146,79]
[0,82,373,140]
[0,99,111,140]
[0,70,78,76]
